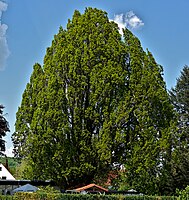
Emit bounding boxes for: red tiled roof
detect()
[75,183,108,192]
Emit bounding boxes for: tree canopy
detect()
[0,104,9,153]
[169,65,189,192]
[12,8,174,194]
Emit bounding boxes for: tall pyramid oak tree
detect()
[12,8,174,192]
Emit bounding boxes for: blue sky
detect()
[1,0,189,156]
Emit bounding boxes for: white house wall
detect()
[0,164,15,180]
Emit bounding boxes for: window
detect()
[2,176,6,180]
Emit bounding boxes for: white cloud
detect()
[0,1,9,70]
[112,11,144,35]
[0,1,7,18]
[5,146,14,157]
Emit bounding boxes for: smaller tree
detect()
[169,65,189,192]
[0,105,9,153]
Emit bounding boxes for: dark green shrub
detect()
[177,185,189,200]
[0,195,14,200]
[12,193,177,200]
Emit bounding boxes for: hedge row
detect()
[0,195,14,200]
[5,193,177,200]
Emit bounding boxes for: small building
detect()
[0,164,15,180]
[0,163,15,195]
[74,183,108,194]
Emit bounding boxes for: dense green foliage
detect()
[120,29,174,195]
[13,193,177,200]
[0,157,20,168]
[0,195,13,200]
[12,8,174,194]
[0,156,20,177]
[0,104,9,153]
[177,185,189,200]
[168,66,189,192]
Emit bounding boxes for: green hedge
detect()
[11,193,177,200]
[0,195,14,200]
